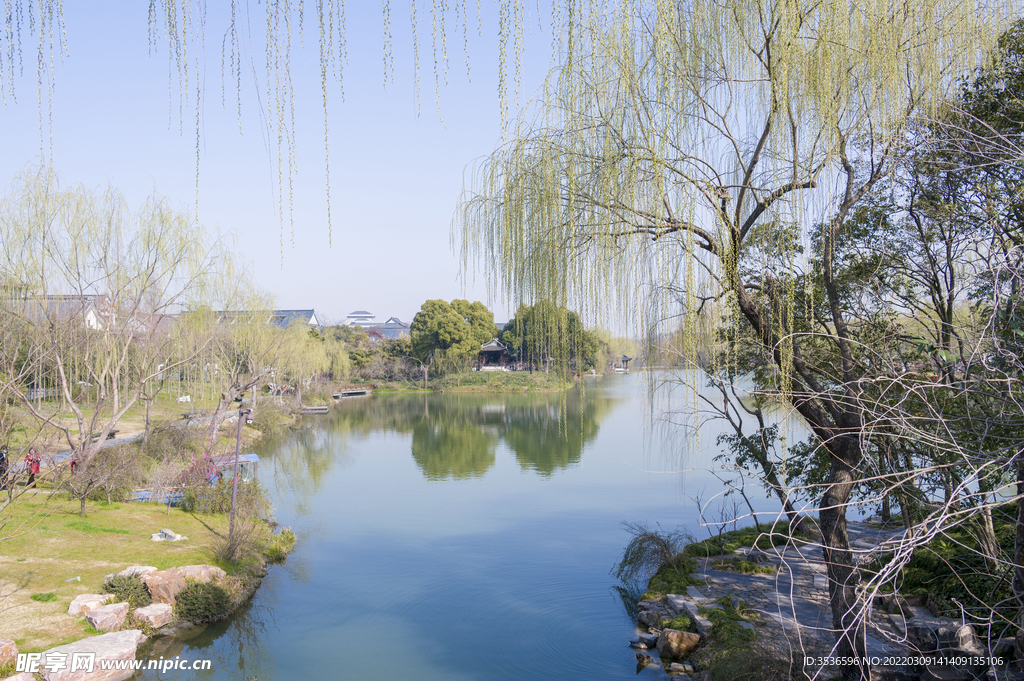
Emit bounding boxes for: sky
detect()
[0,1,558,326]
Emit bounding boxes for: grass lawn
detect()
[0,493,231,652]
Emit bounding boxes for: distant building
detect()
[363,316,410,339]
[267,309,323,331]
[2,294,107,330]
[343,310,375,327]
[476,338,513,371]
[216,309,322,332]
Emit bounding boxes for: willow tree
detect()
[0,169,229,514]
[458,1,1007,674]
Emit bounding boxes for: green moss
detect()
[709,558,776,575]
[658,613,697,632]
[682,522,805,558]
[30,592,57,602]
[859,514,1017,619]
[643,560,702,599]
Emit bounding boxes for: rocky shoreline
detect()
[627,522,1024,681]
[1,561,268,681]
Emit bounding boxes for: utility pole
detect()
[228,407,252,556]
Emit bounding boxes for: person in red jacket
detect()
[26,448,40,488]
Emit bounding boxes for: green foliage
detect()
[263,527,296,563]
[709,558,775,575]
[860,513,1017,619]
[501,301,598,372]
[30,592,57,602]
[613,521,689,585]
[411,299,495,363]
[173,580,232,624]
[659,613,696,632]
[102,574,152,608]
[643,564,702,600]
[681,523,799,558]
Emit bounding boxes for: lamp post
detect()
[228,407,252,555]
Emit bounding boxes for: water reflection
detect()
[299,388,616,481]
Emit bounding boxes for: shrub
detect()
[173,581,232,624]
[263,527,296,563]
[102,574,152,608]
[30,592,58,602]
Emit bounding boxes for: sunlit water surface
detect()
[134,373,802,680]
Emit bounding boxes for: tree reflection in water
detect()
[258,387,617,487]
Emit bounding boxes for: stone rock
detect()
[907,623,938,652]
[748,549,771,563]
[150,529,188,542]
[639,609,662,628]
[887,594,910,616]
[7,673,38,681]
[656,629,701,659]
[693,673,713,681]
[920,665,973,681]
[86,602,129,632]
[0,637,17,666]
[729,596,741,610]
[666,662,689,674]
[954,624,980,652]
[638,633,659,648]
[39,630,146,681]
[630,640,648,650]
[68,594,113,617]
[116,566,157,578]
[177,565,226,583]
[142,569,186,605]
[133,603,173,629]
[638,599,660,611]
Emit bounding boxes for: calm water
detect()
[135,373,793,680]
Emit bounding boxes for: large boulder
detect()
[141,569,186,605]
[85,603,129,632]
[39,630,146,681]
[178,565,226,583]
[116,566,157,578]
[133,603,173,629]
[657,629,701,659]
[68,594,113,617]
[6,673,38,681]
[0,637,17,666]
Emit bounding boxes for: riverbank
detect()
[344,370,580,393]
[0,496,292,658]
[628,521,1020,681]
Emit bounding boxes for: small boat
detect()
[301,405,330,414]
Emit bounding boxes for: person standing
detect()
[26,447,39,488]
[0,446,8,490]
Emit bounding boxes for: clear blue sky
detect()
[0,2,556,325]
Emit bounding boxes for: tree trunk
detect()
[819,434,868,681]
[80,495,86,517]
[143,397,152,445]
[1015,453,1024,659]
[208,390,240,443]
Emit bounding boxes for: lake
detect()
[135,372,800,680]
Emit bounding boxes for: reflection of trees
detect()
[324,388,615,480]
[258,421,349,516]
[411,418,497,480]
[501,390,607,475]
